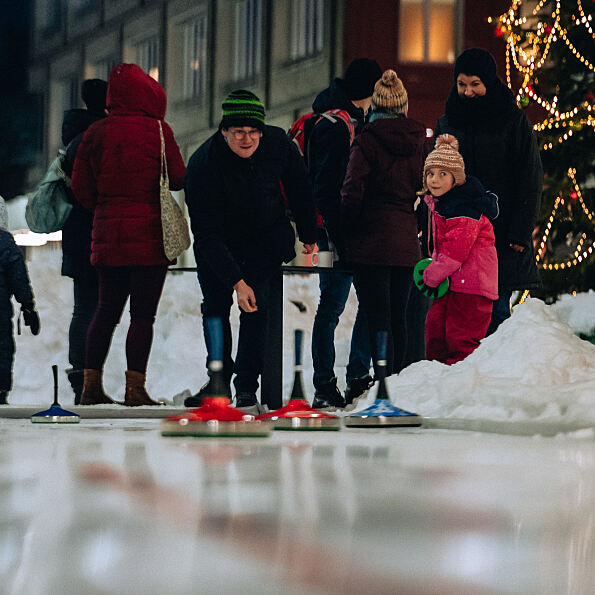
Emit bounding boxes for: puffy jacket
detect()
[308,79,367,253]
[71,64,186,267]
[60,107,105,280]
[435,80,543,291]
[184,126,317,289]
[423,176,499,300]
[0,229,34,318]
[341,114,427,266]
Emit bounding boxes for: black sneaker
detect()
[312,377,345,409]
[184,377,231,407]
[235,392,258,408]
[344,374,374,406]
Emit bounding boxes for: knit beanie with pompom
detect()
[423,134,466,188]
[372,69,408,115]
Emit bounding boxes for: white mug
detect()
[312,251,334,268]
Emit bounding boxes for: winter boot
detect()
[0,391,8,405]
[80,369,117,405]
[344,374,375,406]
[184,374,231,407]
[312,377,345,409]
[124,370,163,407]
[66,368,85,405]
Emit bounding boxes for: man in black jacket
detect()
[308,58,381,408]
[61,79,107,404]
[184,90,317,410]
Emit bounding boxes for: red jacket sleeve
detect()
[70,127,99,211]
[423,216,481,286]
[162,121,186,190]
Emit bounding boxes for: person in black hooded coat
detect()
[434,48,543,334]
[60,79,107,403]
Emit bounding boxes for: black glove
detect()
[22,304,40,336]
[415,280,440,299]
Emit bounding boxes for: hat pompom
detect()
[435,134,459,152]
[381,69,398,86]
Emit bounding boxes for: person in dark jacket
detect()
[0,197,40,404]
[71,64,186,406]
[61,78,107,404]
[341,70,426,379]
[308,58,381,408]
[434,48,543,334]
[184,90,317,410]
[422,135,499,363]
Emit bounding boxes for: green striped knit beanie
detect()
[220,89,265,131]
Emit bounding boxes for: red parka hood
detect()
[107,63,166,119]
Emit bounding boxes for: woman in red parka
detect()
[341,70,426,378]
[71,63,186,406]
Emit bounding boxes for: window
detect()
[182,14,208,99]
[399,0,458,63]
[290,0,324,60]
[233,0,263,80]
[93,57,118,81]
[70,0,96,15]
[135,37,160,81]
[45,1,63,32]
[62,76,80,112]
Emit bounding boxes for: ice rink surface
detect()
[1,418,593,594]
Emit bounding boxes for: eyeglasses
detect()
[229,129,262,140]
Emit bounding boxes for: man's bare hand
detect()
[234,279,258,312]
[302,243,317,254]
[509,243,526,253]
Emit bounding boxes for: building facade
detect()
[27,0,508,262]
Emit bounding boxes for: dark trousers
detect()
[352,264,413,377]
[486,290,513,336]
[85,265,168,374]
[425,291,493,364]
[196,262,274,395]
[69,275,98,371]
[0,317,14,391]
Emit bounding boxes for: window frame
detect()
[232,0,264,82]
[289,0,325,62]
[134,36,161,81]
[398,0,462,65]
[181,11,209,100]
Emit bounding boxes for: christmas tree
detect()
[491,0,594,301]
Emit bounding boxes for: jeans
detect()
[352,264,412,377]
[197,262,275,395]
[69,275,98,371]
[486,290,512,336]
[85,265,168,373]
[311,233,371,388]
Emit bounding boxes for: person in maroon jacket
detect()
[71,64,186,406]
[341,70,426,380]
[422,135,499,364]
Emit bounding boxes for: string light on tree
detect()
[490,0,594,298]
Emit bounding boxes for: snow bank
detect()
[378,297,595,424]
[10,251,595,430]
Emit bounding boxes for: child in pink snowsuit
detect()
[422,135,499,364]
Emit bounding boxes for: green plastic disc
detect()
[413,258,449,299]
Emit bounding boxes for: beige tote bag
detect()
[158,121,190,260]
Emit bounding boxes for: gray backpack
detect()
[25,149,73,233]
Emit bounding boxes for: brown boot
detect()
[80,369,117,405]
[124,370,162,406]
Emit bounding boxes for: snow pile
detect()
[10,251,595,430]
[379,297,595,424]
[551,290,595,336]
